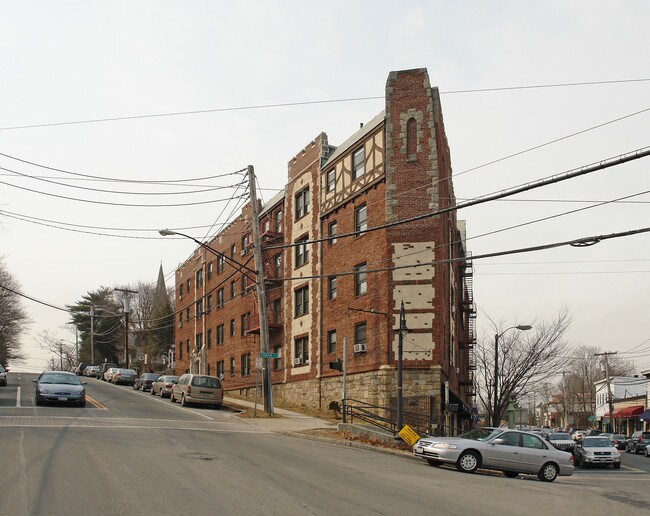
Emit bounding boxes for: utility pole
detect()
[397,301,406,432]
[247,165,274,416]
[90,306,96,364]
[59,340,64,370]
[595,351,617,433]
[115,288,138,369]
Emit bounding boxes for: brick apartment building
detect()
[172,68,476,431]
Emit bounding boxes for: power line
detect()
[2,78,648,132]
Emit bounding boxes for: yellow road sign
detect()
[398,424,420,446]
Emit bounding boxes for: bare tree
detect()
[476,307,571,426]
[0,258,30,366]
[36,330,76,371]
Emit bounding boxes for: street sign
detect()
[398,424,421,446]
[259,352,279,359]
[255,357,263,370]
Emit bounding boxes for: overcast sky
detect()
[1,1,648,374]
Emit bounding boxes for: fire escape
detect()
[459,254,476,405]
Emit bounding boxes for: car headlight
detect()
[39,388,49,394]
[432,443,458,450]
[612,451,621,458]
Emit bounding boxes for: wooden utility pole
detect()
[248,165,274,416]
[595,351,617,433]
[115,288,138,369]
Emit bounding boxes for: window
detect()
[352,147,365,180]
[355,204,367,233]
[217,360,224,379]
[207,261,213,280]
[263,219,270,233]
[187,278,191,291]
[207,329,212,349]
[274,210,283,232]
[273,253,282,278]
[178,342,183,360]
[206,363,210,376]
[186,308,190,321]
[241,313,250,336]
[186,340,190,353]
[328,276,337,300]
[295,237,309,268]
[522,434,544,449]
[241,275,249,295]
[272,298,281,323]
[500,432,522,447]
[328,221,337,245]
[327,330,337,354]
[195,300,203,319]
[196,269,203,288]
[217,255,225,274]
[294,336,309,365]
[230,319,235,337]
[229,357,235,376]
[179,283,183,300]
[178,313,183,328]
[217,324,224,345]
[195,333,203,350]
[230,244,236,260]
[295,188,309,220]
[273,345,282,371]
[206,294,212,313]
[354,263,367,296]
[241,234,250,255]
[230,280,236,299]
[217,288,224,308]
[355,323,366,349]
[241,353,251,376]
[326,169,335,192]
[295,286,309,317]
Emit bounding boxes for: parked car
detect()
[626,431,650,454]
[112,368,137,385]
[133,373,159,391]
[74,363,90,376]
[103,367,119,382]
[0,364,7,386]
[547,432,576,454]
[412,427,574,482]
[645,444,650,457]
[33,371,86,407]
[170,374,223,408]
[151,375,179,398]
[574,436,621,468]
[84,365,101,378]
[571,430,586,442]
[603,433,628,451]
[585,429,602,436]
[98,363,118,381]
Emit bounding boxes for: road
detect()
[1,372,650,515]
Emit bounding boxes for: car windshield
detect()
[40,374,81,385]
[550,433,571,440]
[162,376,179,382]
[584,438,613,447]
[613,435,627,440]
[143,374,158,379]
[457,428,503,441]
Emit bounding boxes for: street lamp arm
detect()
[159,229,258,276]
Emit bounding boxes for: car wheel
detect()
[503,471,519,478]
[456,451,480,473]
[180,394,188,407]
[34,397,41,406]
[170,392,175,402]
[150,387,155,395]
[613,462,621,469]
[538,462,558,482]
[645,448,649,457]
[427,459,443,467]
[160,389,165,398]
[79,400,86,408]
[214,404,221,409]
[133,384,138,390]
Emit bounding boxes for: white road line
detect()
[16,386,21,408]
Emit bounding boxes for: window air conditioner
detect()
[294,358,303,366]
[353,343,366,353]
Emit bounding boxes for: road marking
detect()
[85,395,106,409]
[16,386,21,408]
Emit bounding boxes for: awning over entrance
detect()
[604,405,645,418]
[639,409,650,422]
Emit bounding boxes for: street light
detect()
[493,324,532,426]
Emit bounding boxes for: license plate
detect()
[57,397,68,401]
[415,446,423,453]
[201,393,212,398]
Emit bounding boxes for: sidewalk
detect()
[223,396,338,433]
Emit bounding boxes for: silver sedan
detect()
[413,427,574,482]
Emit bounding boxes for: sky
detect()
[1,1,649,375]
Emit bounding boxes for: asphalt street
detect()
[1,372,649,515]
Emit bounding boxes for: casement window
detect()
[230,280,236,299]
[295,237,309,268]
[352,147,365,180]
[196,269,203,288]
[326,169,335,192]
[241,353,251,376]
[217,288,224,308]
[294,336,309,366]
[294,286,309,317]
[274,210,283,232]
[217,324,224,345]
[217,360,224,379]
[229,319,235,337]
[354,263,367,296]
[217,255,225,274]
[207,261,213,280]
[328,276,337,300]
[327,330,337,354]
[195,333,203,350]
[195,300,203,319]
[229,357,235,376]
[295,188,309,220]
[274,345,283,371]
[241,313,250,336]
[272,298,282,323]
[207,329,212,349]
[354,204,367,233]
[328,221,337,245]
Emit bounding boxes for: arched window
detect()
[406,117,417,159]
